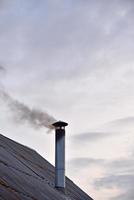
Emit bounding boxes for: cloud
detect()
[73,131,111,142]
[69,157,105,169]
[0,65,6,90]
[94,173,134,200]
[107,116,134,126]
[111,190,134,200]
[95,174,134,189]
[93,155,134,199]
[73,116,134,143]
[0,65,5,72]
[0,0,134,82]
[0,1,134,200]
[109,157,134,173]
[68,155,134,199]
[102,116,134,134]
[0,0,134,117]
[0,65,6,77]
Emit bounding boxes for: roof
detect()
[0,134,93,200]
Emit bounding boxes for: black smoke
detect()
[0,67,56,130]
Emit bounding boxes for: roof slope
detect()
[0,134,93,200]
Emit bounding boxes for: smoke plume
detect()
[0,66,56,130]
[0,90,56,130]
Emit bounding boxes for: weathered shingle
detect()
[0,134,93,200]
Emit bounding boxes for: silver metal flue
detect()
[52,121,68,191]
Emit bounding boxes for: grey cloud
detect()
[95,174,134,189]
[0,65,6,90]
[72,116,134,143]
[0,2,134,199]
[69,155,134,199]
[109,117,134,126]
[68,157,105,169]
[72,116,133,142]
[111,190,134,200]
[1,0,134,82]
[93,155,134,199]
[0,65,6,76]
[109,157,134,172]
[104,117,134,131]
[0,65,5,71]
[94,173,134,200]
[73,131,114,142]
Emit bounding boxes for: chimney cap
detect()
[52,121,68,128]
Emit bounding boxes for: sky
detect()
[0,0,134,199]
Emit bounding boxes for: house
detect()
[0,133,93,200]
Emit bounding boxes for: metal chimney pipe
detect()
[52,121,68,191]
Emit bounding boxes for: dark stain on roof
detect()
[0,134,93,200]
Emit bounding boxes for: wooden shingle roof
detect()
[0,134,93,200]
